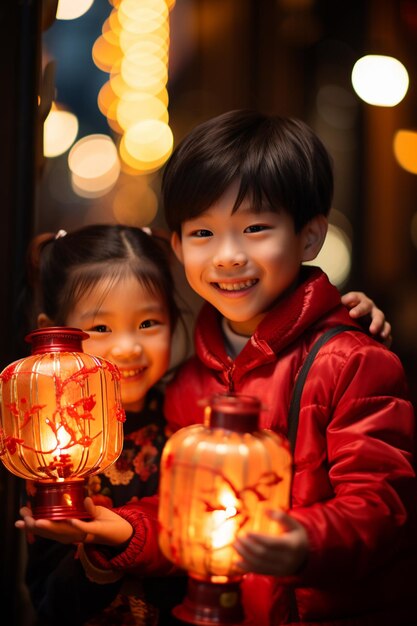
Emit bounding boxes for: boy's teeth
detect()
[217,279,256,291]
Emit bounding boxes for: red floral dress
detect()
[86,389,167,510]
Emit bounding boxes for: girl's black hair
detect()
[27,224,180,332]
[162,109,334,234]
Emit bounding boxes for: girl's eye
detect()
[190,229,213,238]
[139,319,160,329]
[244,224,270,233]
[89,324,110,333]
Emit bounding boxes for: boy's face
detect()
[172,182,327,336]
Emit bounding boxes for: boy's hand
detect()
[234,510,308,577]
[341,291,392,347]
[15,496,133,546]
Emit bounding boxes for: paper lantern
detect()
[158,393,292,625]
[0,327,125,519]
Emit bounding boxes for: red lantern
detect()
[0,327,125,519]
[158,393,292,625]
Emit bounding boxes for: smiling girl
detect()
[22,224,187,626]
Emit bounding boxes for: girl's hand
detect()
[15,497,133,546]
[234,510,309,577]
[341,291,392,347]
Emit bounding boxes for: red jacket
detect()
[85,267,417,626]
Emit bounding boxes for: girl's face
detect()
[172,182,321,336]
[64,273,172,412]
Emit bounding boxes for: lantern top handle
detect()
[207,392,262,433]
[25,327,90,354]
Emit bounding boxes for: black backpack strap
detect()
[287,324,368,454]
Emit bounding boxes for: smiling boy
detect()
[159,110,417,625]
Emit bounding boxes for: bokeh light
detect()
[91,0,173,173]
[68,134,121,197]
[56,0,95,21]
[351,55,409,106]
[393,129,417,174]
[44,105,79,158]
[123,119,173,162]
[112,178,158,226]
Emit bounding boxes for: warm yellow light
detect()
[92,34,122,73]
[120,15,170,39]
[393,130,417,174]
[120,32,169,59]
[0,329,124,492]
[154,86,169,107]
[97,81,118,117]
[124,40,168,67]
[108,7,123,35]
[116,93,168,131]
[109,73,135,99]
[102,17,121,46]
[56,0,94,20]
[119,28,169,55]
[106,116,124,136]
[118,0,168,35]
[122,119,173,164]
[68,135,121,196]
[93,0,173,176]
[158,393,293,583]
[209,487,239,550]
[351,55,409,106]
[112,179,158,226]
[121,55,168,92]
[71,165,120,198]
[119,141,171,174]
[44,106,79,158]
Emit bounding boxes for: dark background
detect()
[1,1,417,623]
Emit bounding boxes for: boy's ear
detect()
[301,215,328,262]
[171,232,184,265]
[37,313,54,328]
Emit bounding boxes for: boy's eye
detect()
[139,319,160,329]
[244,224,270,233]
[89,324,110,333]
[190,229,213,237]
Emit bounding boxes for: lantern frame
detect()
[158,393,292,625]
[0,327,125,519]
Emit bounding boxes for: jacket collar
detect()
[194,266,343,371]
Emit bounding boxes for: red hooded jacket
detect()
[85,267,417,626]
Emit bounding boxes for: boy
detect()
[18,111,416,625]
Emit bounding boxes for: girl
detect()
[21,224,188,626]
[17,224,390,626]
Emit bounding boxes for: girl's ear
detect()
[37,313,54,328]
[171,231,184,265]
[301,215,328,262]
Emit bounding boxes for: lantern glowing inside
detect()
[158,393,292,625]
[0,327,125,520]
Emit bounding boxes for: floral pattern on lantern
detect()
[158,393,292,624]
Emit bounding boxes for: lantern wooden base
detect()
[173,576,244,625]
[32,479,90,520]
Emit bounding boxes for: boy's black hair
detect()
[162,109,334,234]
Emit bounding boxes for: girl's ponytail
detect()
[26,232,55,290]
